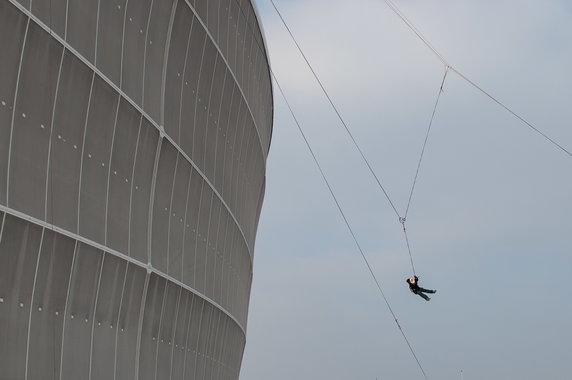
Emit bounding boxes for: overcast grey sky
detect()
[241,1,572,379]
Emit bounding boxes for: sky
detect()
[240,1,572,379]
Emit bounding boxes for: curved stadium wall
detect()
[0,0,272,379]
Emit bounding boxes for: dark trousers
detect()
[412,287,435,301]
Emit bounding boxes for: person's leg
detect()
[414,290,430,301]
[418,287,436,294]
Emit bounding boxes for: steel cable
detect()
[404,68,448,220]
[269,0,402,220]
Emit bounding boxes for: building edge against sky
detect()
[0,0,273,378]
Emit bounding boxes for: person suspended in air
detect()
[406,276,436,301]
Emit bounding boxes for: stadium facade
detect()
[0,0,272,378]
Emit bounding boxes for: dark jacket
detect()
[406,276,419,291]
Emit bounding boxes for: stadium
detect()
[0,0,272,378]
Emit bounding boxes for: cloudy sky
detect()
[240,1,572,379]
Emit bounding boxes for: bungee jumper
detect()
[406,275,436,301]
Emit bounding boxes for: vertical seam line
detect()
[127,116,143,257]
[160,0,179,129]
[76,72,96,233]
[87,252,106,380]
[166,154,180,274]
[153,280,169,380]
[58,240,79,380]
[112,261,130,380]
[6,17,30,207]
[24,227,44,380]
[147,137,163,264]
[104,95,122,246]
[134,270,151,380]
[44,46,66,223]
